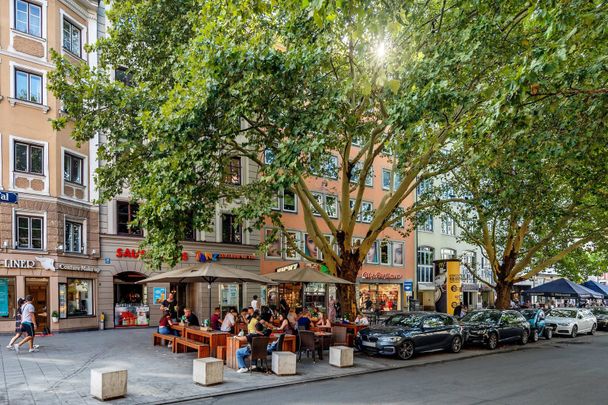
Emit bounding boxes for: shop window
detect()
[62,18,81,57]
[282,189,297,212]
[64,152,83,184]
[380,241,391,265]
[15,0,41,37]
[117,201,142,236]
[15,70,43,104]
[417,246,435,283]
[358,283,400,311]
[224,157,242,185]
[221,213,242,244]
[283,231,302,260]
[64,220,83,253]
[14,141,44,175]
[366,241,379,264]
[67,279,93,316]
[265,228,282,258]
[392,242,404,266]
[16,214,43,250]
[0,277,17,319]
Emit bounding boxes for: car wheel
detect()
[487,333,498,350]
[544,328,553,340]
[570,325,578,338]
[531,329,539,343]
[589,324,597,336]
[519,329,529,345]
[397,341,415,360]
[450,336,463,353]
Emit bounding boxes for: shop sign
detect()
[403,281,413,292]
[116,248,146,259]
[57,263,101,273]
[276,263,299,273]
[0,191,18,204]
[361,272,402,280]
[0,259,36,269]
[194,251,257,262]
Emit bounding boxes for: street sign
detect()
[0,191,18,204]
[403,281,413,292]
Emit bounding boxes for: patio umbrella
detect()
[581,280,608,299]
[138,262,276,320]
[523,278,603,299]
[266,266,353,284]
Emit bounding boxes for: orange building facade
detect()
[259,148,416,314]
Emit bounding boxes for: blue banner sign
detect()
[0,191,18,204]
[403,281,413,292]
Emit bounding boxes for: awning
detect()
[523,278,603,299]
[417,282,435,291]
[582,280,608,298]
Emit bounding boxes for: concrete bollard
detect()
[271,351,297,376]
[90,367,127,401]
[193,358,224,386]
[329,346,354,368]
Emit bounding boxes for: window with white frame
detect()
[265,229,282,258]
[417,178,433,196]
[441,217,455,236]
[391,209,404,228]
[350,162,373,187]
[417,246,435,282]
[264,149,275,164]
[351,237,362,253]
[441,248,457,259]
[419,214,433,232]
[15,0,42,37]
[15,70,42,104]
[366,241,379,264]
[360,201,373,223]
[64,153,83,184]
[311,192,323,216]
[62,18,81,57]
[14,141,43,175]
[65,221,83,253]
[283,231,302,260]
[392,242,404,266]
[320,155,339,179]
[349,199,362,222]
[282,189,297,212]
[380,241,391,265]
[382,169,391,190]
[16,214,43,250]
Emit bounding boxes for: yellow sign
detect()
[446,261,462,316]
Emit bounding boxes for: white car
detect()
[545,308,597,337]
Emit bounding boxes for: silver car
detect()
[545,308,597,337]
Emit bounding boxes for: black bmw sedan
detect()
[591,307,608,330]
[460,309,530,350]
[355,312,463,360]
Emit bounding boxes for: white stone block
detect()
[90,367,127,401]
[329,346,354,368]
[193,358,224,386]
[272,351,297,376]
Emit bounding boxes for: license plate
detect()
[362,341,375,347]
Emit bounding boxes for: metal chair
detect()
[275,333,286,352]
[298,331,317,363]
[331,326,348,346]
[249,337,271,372]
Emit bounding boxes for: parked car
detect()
[545,308,597,337]
[460,309,530,350]
[355,312,463,360]
[519,309,553,341]
[590,307,608,330]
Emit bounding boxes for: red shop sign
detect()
[361,272,402,280]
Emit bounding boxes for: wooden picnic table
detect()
[170,324,186,337]
[225,333,297,369]
[183,327,230,358]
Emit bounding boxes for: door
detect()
[420,315,447,349]
[25,277,49,334]
[499,312,518,341]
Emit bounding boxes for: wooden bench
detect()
[153,333,176,347]
[175,338,210,358]
[216,345,226,363]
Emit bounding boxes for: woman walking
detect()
[6,298,25,349]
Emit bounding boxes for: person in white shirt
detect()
[251,295,260,311]
[15,295,38,353]
[220,307,237,333]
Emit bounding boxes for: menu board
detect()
[0,279,8,317]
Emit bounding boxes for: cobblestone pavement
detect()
[0,328,603,404]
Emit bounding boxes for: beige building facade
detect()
[0,0,103,333]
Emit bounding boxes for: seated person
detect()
[235,322,276,373]
[221,307,237,332]
[354,313,369,326]
[316,312,331,328]
[209,307,222,330]
[276,313,294,335]
[297,310,312,330]
[248,310,260,333]
[182,307,200,326]
[157,311,179,345]
[246,307,255,322]
[260,306,274,324]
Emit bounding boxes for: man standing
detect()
[15,295,38,353]
[251,295,260,311]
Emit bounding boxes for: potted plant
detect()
[51,311,59,323]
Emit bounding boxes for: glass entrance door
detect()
[25,277,49,334]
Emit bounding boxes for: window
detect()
[67,279,93,316]
[382,169,391,190]
[117,201,141,236]
[114,67,133,86]
[323,155,339,179]
[15,70,42,104]
[283,231,302,260]
[417,178,432,196]
[351,135,363,147]
[391,209,404,228]
[419,215,434,232]
[16,215,43,250]
[392,242,404,266]
[225,157,242,185]
[380,241,391,265]
[417,246,435,283]
[366,241,379,264]
[441,217,455,236]
[65,221,83,253]
[264,149,275,164]
[14,142,43,175]
[325,195,338,218]
[394,172,402,189]
[423,315,445,328]
[441,248,457,259]
[265,229,282,258]
[184,215,196,241]
[64,153,83,184]
[221,214,242,244]
[15,0,41,37]
[282,189,297,212]
[62,18,81,57]
[360,201,373,223]
[0,278,17,319]
[351,162,373,187]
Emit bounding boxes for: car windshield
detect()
[460,311,501,324]
[520,310,537,320]
[591,307,608,315]
[548,309,577,318]
[385,313,424,327]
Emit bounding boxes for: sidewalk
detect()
[0,328,604,405]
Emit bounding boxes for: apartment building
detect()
[0,0,103,333]
[260,148,416,314]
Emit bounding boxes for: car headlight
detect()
[378,336,402,343]
[557,322,572,326]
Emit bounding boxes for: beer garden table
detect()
[183,327,230,358]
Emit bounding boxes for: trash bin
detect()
[99,312,105,330]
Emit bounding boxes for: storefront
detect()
[113,271,150,327]
[357,269,408,312]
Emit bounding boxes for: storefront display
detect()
[358,283,401,311]
[114,304,150,327]
[304,283,326,311]
[114,271,149,327]
[268,283,302,309]
[220,284,239,312]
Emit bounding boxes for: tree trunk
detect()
[335,253,362,321]
[494,281,513,310]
